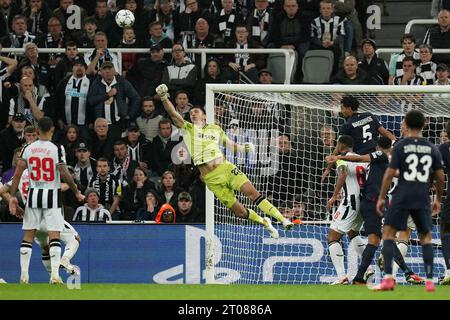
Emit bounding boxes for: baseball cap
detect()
[150,43,163,51]
[436,63,449,71]
[127,123,139,132]
[100,61,114,69]
[258,68,272,77]
[12,113,25,122]
[75,142,89,152]
[178,192,192,201]
[361,38,377,50]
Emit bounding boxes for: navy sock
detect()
[422,243,434,279]
[382,239,395,275]
[393,243,413,276]
[441,234,450,270]
[354,244,377,281]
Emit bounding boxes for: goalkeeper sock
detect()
[328,241,346,278]
[62,239,79,263]
[393,241,409,276]
[49,239,62,279]
[41,254,52,275]
[247,209,266,226]
[255,196,285,223]
[422,243,434,280]
[382,239,395,276]
[354,244,378,281]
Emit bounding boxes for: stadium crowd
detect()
[0,0,449,223]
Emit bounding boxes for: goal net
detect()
[204,84,449,285]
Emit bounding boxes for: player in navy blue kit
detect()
[438,122,450,285]
[327,137,423,284]
[322,95,396,182]
[375,110,445,292]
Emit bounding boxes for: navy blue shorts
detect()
[441,199,450,223]
[384,205,432,234]
[361,199,382,237]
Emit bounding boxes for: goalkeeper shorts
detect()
[204,161,249,209]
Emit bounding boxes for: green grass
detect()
[1,284,450,300]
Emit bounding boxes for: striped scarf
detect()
[218,9,236,39]
[250,9,270,43]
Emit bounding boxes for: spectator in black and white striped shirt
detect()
[388,34,420,85]
[416,44,437,85]
[393,56,426,86]
[72,188,112,222]
[310,0,346,75]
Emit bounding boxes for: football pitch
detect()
[1,284,450,300]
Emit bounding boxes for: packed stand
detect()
[0,0,448,223]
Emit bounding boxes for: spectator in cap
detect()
[120,167,157,220]
[135,189,162,221]
[155,203,176,223]
[54,56,92,140]
[74,141,97,193]
[125,122,152,170]
[126,42,168,100]
[88,58,141,139]
[176,191,204,222]
[258,68,273,84]
[118,26,140,75]
[358,38,389,85]
[0,113,26,172]
[435,63,450,85]
[72,188,112,222]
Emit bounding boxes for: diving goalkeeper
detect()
[156,84,293,238]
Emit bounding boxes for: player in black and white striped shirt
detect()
[8,117,84,284]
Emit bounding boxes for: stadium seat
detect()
[267,52,297,84]
[302,50,334,84]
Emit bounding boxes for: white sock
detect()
[329,241,346,278]
[20,241,33,278]
[49,239,62,279]
[61,239,79,266]
[350,235,366,258]
[393,241,409,277]
[41,254,51,275]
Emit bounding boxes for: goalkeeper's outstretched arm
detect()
[156,84,184,128]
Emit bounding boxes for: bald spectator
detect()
[176,0,215,42]
[358,39,389,85]
[333,55,377,84]
[424,9,450,66]
[431,0,450,19]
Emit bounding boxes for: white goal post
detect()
[204,84,449,285]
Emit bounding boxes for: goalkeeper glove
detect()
[156,84,169,102]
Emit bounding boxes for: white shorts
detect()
[22,207,64,232]
[35,221,78,248]
[330,203,363,234]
